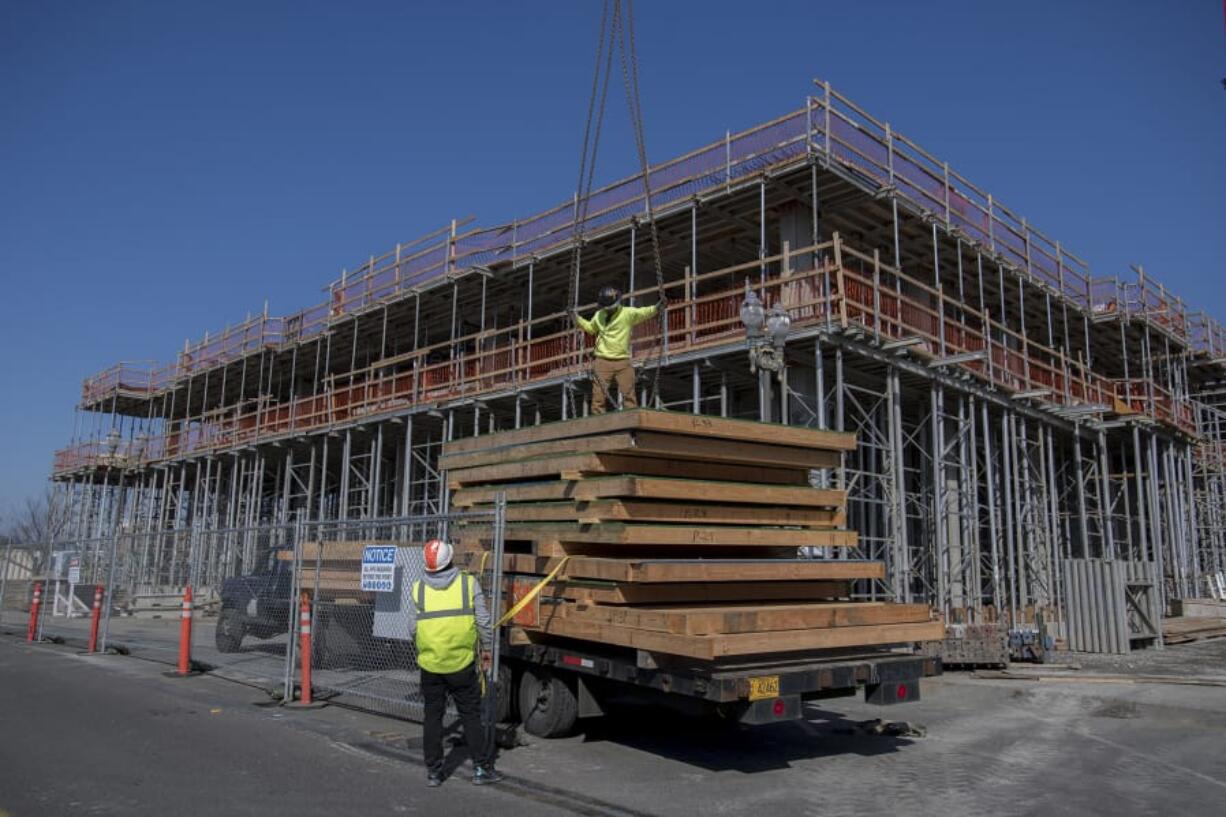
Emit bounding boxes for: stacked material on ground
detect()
[1163,616,1226,645]
[445,409,943,661]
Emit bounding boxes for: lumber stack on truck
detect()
[444,409,943,661]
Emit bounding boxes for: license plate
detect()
[748,675,780,701]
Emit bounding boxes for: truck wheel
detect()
[517,667,578,738]
[215,607,246,653]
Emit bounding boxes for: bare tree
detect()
[1,486,72,547]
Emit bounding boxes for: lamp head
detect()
[766,303,792,345]
[740,286,765,335]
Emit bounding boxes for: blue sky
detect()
[2,0,1224,506]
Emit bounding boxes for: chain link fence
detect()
[292,508,502,718]
[2,504,508,726]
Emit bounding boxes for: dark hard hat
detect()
[597,286,622,308]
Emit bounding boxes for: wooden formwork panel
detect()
[451,550,885,583]
[562,600,935,636]
[446,452,817,488]
[451,476,846,509]
[496,499,844,527]
[440,408,857,457]
[510,618,946,661]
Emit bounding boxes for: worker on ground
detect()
[572,285,665,413]
[408,538,502,787]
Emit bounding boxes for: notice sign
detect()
[67,556,82,585]
[361,546,396,592]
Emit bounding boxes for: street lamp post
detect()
[740,280,791,378]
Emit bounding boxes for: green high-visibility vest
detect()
[411,572,478,674]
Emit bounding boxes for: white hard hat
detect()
[423,539,454,572]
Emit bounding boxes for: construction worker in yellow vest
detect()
[572,286,665,413]
[408,538,502,787]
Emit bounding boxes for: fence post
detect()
[0,542,12,623]
[88,585,103,653]
[484,493,507,739]
[99,528,121,654]
[282,513,306,703]
[36,539,56,642]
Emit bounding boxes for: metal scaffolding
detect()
[47,81,1226,639]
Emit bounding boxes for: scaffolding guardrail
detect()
[76,81,1226,411]
[53,235,1199,476]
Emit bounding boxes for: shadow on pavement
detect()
[574,702,913,772]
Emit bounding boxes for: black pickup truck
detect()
[215,553,295,654]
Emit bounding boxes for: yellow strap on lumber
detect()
[495,556,570,628]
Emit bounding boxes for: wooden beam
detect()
[498,499,843,527]
[451,476,847,508]
[512,618,947,660]
[440,429,842,472]
[441,408,857,455]
[549,580,852,604]
[462,522,858,548]
[453,551,885,582]
[563,600,935,636]
[446,452,813,488]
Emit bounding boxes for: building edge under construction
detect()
[47,81,1226,648]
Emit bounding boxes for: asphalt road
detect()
[3,631,1226,817]
[0,639,578,817]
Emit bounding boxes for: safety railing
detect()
[1189,311,1226,359]
[811,84,1092,307]
[55,236,1198,475]
[1087,270,1221,357]
[90,81,1219,410]
[80,362,172,405]
[1114,379,1195,432]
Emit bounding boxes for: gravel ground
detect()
[1051,636,1226,677]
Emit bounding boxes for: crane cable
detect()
[568,0,667,410]
[615,0,668,404]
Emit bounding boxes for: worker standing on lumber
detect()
[408,538,502,787]
[571,285,664,413]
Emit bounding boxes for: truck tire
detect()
[517,667,578,738]
[215,607,246,653]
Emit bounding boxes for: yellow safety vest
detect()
[411,572,478,674]
[574,304,658,360]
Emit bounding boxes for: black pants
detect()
[421,662,489,773]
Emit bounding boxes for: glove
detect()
[656,297,669,309]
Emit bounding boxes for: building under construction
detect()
[49,82,1226,646]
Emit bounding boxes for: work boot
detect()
[426,770,444,787]
[472,766,503,785]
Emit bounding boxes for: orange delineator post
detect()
[176,585,193,675]
[298,593,313,705]
[26,582,42,642]
[88,585,104,653]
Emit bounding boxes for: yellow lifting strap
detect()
[476,555,572,698]
[495,556,570,628]
[474,551,571,626]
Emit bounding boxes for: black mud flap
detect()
[865,679,920,706]
[738,694,802,725]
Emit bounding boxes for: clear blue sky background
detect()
[2,0,1224,507]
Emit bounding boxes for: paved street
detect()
[0,638,574,817]
[2,630,1225,817]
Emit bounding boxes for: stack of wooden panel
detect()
[444,409,942,661]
